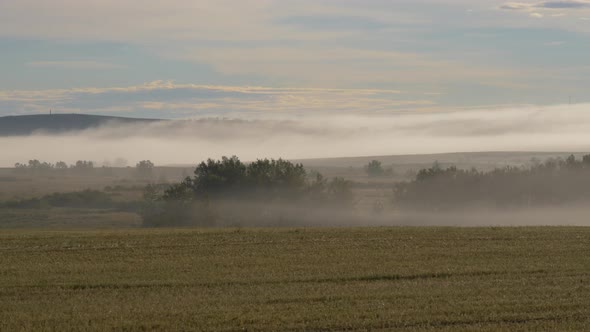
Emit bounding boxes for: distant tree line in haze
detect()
[12,159,154,177]
[14,160,96,174]
[140,156,353,227]
[14,153,590,227]
[394,154,590,210]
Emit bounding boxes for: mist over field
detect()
[148,201,590,228]
[5,1,590,330]
[2,103,590,167]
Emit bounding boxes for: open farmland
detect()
[1,227,589,331]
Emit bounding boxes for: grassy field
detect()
[1,227,589,331]
[0,152,574,230]
[0,167,190,201]
[0,166,394,229]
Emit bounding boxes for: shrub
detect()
[365,160,384,177]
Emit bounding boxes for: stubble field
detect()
[1,227,589,331]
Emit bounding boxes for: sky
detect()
[1,0,590,119]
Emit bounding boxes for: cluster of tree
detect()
[136,160,154,177]
[140,156,354,227]
[14,159,94,172]
[13,159,156,177]
[72,160,95,171]
[393,154,590,210]
[365,160,395,177]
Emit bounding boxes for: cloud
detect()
[544,40,566,45]
[277,15,389,30]
[171,46,523,88]
[26,60,126,70]
[1,0,590,108]
[0,1,534,95]
[0,81,432,118]
[500,3,532,10]
[501,1,590,11]
[537,1,590,8]
[0,0,404,43]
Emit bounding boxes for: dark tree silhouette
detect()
[136,160,155,177]
[140,156,354,227]
[394,154,590,210]
[55,161,68,169]
[366,160,384,177]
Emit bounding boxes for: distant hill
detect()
[0,114,161,136]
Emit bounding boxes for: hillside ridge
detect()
[0,114,161,136]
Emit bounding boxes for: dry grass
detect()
[0,208,141,229]
[0,167,188,201]
[1,227,589,331]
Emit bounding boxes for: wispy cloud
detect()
[0,81,434,118]
[500,3,532,10]
[538,1,590,8]
[26,60,126,70]
[172,46,523,88]
[2,0,590,108]
[501,1,590,11]
[544,40,566,45]
[277,15,389,31]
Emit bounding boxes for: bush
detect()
[136,160,154,178]
[365,160,384,177]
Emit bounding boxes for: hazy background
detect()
[3,1,590,167]
[1,102,589,166]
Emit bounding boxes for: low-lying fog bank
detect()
[141,201,590,228]
[363,207,590,227]
[2,103,590,167]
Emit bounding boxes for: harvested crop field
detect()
[1,227,589,331]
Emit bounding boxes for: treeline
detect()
[14,160,92,171]
[13,159,155,176]
[141,156,353,227]
[365,160,395,177]
[394,154,590,210]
